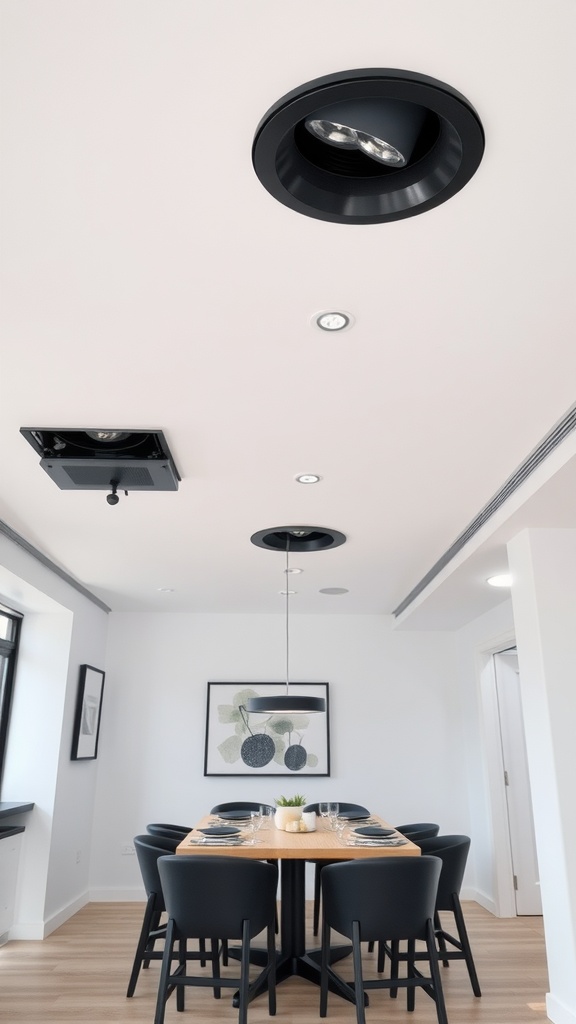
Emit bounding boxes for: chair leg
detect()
[266,919,277,1017]
[389,939,400,998]
[435,910,449,965]
[154,919,175,1024]
[319,917,330,1017]
[127,894,157,997]
[426,919,448,1024]
[313,863,322,936]
[211,937,221,999]
[239,920,251,1024]
[351,921,367,1024]
[176,937,186,1012]
[452,897,482,996]
[406,939,416,1012]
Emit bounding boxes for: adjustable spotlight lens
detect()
[306,118,358,148]
[355,130,406,166]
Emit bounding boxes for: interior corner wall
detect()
[90,611,467,899]
[0,535,108,938]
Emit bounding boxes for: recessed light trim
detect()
[253,68,484,225]
[314,311,352,332]
[251,526,346,552]
[487,574,512,588]
[296,473,321,484]
[319,587,349,595]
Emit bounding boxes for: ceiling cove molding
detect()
[393,401,576,618]
[0,519,111,613]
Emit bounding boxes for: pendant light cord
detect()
[285,538,290,696]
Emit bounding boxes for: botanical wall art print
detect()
[71,664,105,760]
[204,682,330,776]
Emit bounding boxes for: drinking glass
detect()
[327,801,340,828]
[319,802,330,820]
[245,811,261,841]
[260,806,274,829]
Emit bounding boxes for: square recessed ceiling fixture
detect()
[20,428,180,495]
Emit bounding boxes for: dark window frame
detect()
[0,607,23,791]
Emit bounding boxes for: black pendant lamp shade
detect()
[246,527,346,715]
[246,694,326,714]
[253,67,484,224]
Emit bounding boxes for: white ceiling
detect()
[1,0,575,622]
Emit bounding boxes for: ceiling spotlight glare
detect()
[290,529,311,537]
[487,573,512,588]
[306,119,358,148]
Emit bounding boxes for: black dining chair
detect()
[303,802,370,936]
[413,834,481,996]
[147,822,193,842]
[127,834,207,997]
[319,856,448,1024]
[210,802,275,814]
[395,822,440,841]
[155,854,278,1024]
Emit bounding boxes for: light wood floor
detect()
[0,901,548,1023]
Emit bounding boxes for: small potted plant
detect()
[275,793,307,831]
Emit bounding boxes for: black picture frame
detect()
[71,664,105,760]
[204,682,330,776]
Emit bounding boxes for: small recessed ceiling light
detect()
[157,587,175,593]
[486,574,512,588]
[296,473,321,484]
[279,590,297,596]
[319,587,349,595]
[313,311,353,332]
[284,567,303,574]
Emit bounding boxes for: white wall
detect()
[0,535,108,937]
[90,612,467,898]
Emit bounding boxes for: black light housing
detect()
[253,67,484,224]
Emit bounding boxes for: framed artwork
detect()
[204,682,330,777]
[71,664,105,760]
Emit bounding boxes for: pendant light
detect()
[246,535,326,715]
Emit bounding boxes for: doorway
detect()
[493,648,542,916]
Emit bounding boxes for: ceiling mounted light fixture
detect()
[314,311,353,332]
[247,525,346,714]
[487,574,512,588]
[253,68,484,224]
[20,427,180,499]
[296,473,320,484]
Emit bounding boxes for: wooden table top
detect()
[176,815,420,860]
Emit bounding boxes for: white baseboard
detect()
[462,886,498,916]
[547,993,576,1024]
[7,891,90,940]
[89,887,145,902]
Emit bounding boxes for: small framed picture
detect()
[204,682,330,776]
[71,664,105,760]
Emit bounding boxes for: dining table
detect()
[176,811,420,1005]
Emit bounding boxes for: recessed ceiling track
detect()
[393,402,576,617]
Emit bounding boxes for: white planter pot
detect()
[275,806,303,831]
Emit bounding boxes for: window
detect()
[0,605,22,789]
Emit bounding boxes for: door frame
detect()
[475,629,518,917]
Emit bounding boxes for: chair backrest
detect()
[416,835,471,910]
[210,802,275,813]
[158,855,278,940]
[147,823,191,841]
[321,856,441,943]
[134,834,179,909]
[395,822,440,841]
[303,802,370,815]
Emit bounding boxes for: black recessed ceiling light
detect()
[250,526,346,552]
[253,68,484,224]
